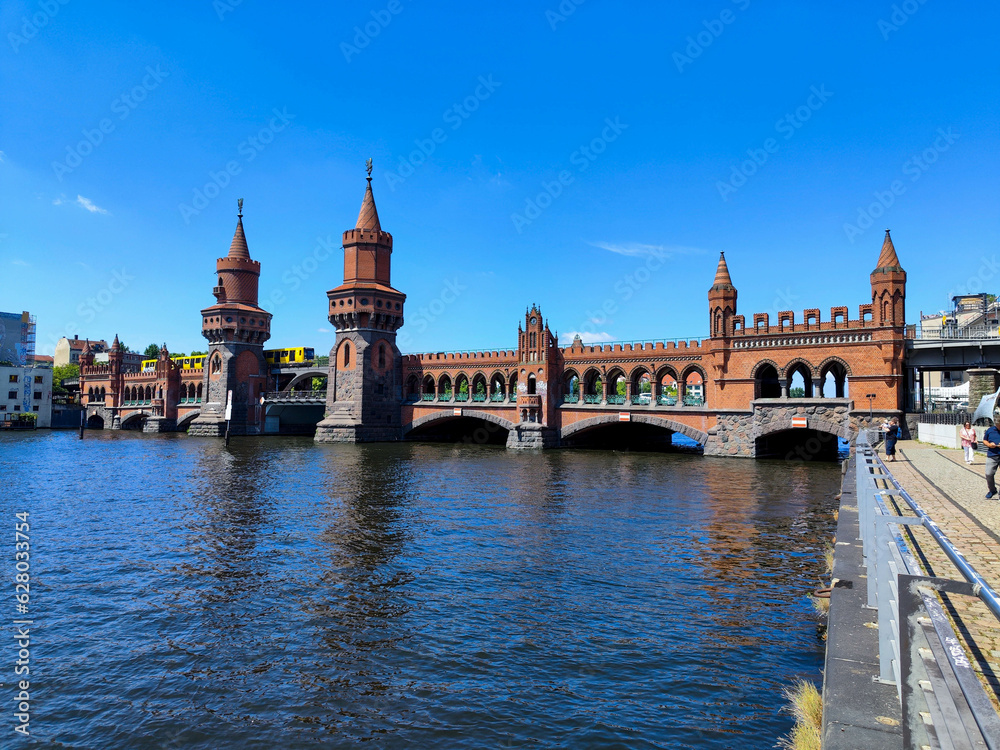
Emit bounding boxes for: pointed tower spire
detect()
[711,252,734,290]
[111,334,120,351]
[356,164,381,232]
[875,229,902,270]
[228,199,251,261]
[708,252,737,338]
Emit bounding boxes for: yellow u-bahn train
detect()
[140,355,206,373]
[264,347,315,366]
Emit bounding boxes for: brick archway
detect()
[176,410,201,430]
[403,409,516,436]
[755,414,849,440]
[281,370,328,392]
[560,413,708,445]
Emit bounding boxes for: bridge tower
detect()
[871,229,906,327]
[506,304,560,449]
[188,201,272,436]
[315,165,406,443]
[708,252,737,337]
[870,229,907,410]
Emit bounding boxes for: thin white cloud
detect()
[317,327,331,334]
[76,195,108,214]
[11,259,29,267]
[52,196,64,205]
[0,151,6,163]
[587,241,704,259]
[560,331,615,345]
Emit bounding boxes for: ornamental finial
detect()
[237,197,243,217]
[365,158,373,179]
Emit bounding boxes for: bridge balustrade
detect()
[472,393,486,402]
[854,434,1000,745]
[454,393,469,402]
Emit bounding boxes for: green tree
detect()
[189,350,207,356]
[459,379,469,396]
[52,364,80,394]
[143,343,161,358]
[789,386,805,397]
[616,380,626,397]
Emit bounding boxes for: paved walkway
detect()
[884,440,1000,704]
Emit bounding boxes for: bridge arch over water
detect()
[560,413,709,448]
[754,415,847,461]
[404,410,515,445]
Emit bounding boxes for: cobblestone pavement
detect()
[884,440,1000,704]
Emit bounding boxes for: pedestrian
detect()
[982,419,1000,499]
[885,417,899,462]
[960,421,977,465]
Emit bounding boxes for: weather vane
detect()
[366,158,373,178]
[237,197,243,217]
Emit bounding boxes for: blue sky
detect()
[2,1,998,357]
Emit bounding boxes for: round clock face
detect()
[530,316,537,325]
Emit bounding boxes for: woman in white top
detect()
[961,421,977,464]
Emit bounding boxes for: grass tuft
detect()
[777,679,823,750]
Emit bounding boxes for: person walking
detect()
[885,417,900,462]
[960,421,977,465]
[982,419,1000,499]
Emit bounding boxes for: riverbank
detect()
[823,441,1000,746]
[821,451,902,748]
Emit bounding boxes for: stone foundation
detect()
[143,417,176,433]
[703,401,896,458]
[314,419,402,443]
[506,424,559,450]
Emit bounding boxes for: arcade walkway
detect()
[889,441,1000,707]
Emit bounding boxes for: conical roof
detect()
[111,334,120,351]
[711,252,735,290]
[876,229,902,270]
[356,178,381,232]
[228,215,251,261]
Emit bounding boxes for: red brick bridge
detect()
[80,170,907,459]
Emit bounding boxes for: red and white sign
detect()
[791,416,808,428]
[619,412,631,422]
[453,408,462,416]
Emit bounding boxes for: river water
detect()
[0,431,840,748]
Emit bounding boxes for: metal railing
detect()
[909,324,1000,341]
[262,391,326,402]
[855,434,1000,747]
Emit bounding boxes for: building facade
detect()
[1,365,52,428]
